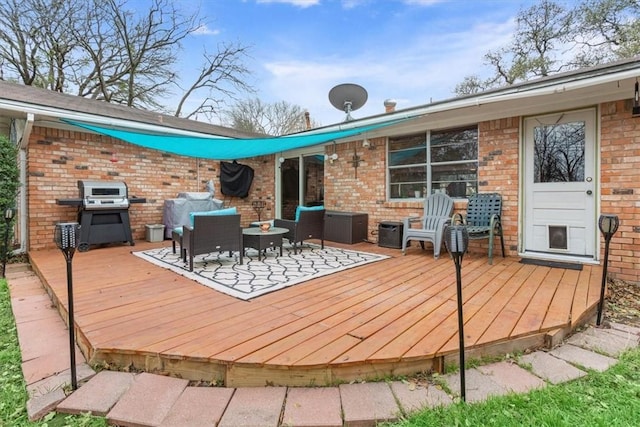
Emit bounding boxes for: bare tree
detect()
[224,98,318,136]
[174,42,254,120]
[455,0,640,96]
[0,0,254,117]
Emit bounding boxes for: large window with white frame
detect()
[388,125,478,200]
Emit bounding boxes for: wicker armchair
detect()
[451,193,505,264]
[402,193,454,259]
[274,208,325,254]
[182,214,243,271]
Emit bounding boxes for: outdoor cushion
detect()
[173,226,183,235]
[190,207,237,226]
[295,205,324,222]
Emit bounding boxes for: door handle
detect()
[586,190,593,195]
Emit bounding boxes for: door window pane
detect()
[534,121,585,183]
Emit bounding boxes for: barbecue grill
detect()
[79,180,129,210]
[56,180,145,252]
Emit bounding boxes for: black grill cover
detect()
[220,161,254,198]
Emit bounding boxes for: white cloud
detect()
[256,0,320,7]
[193,24,220,36]
[259,14,516,125]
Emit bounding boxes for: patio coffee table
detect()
[243,226,288,261]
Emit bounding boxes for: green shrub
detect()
[0,134,20,259]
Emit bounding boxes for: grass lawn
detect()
[388,348,640,426]
[0,278,107,427]
[2,275,639,427]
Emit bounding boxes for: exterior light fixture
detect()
[633,80,640,117]
[54,222,81,390]
[596,214,619,326]
[362,133,375,150]
[443,224,469,402]
[1,207,16,278]
[324,153,338,163]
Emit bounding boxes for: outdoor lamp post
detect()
[54,222,80,390]
[443,224,469,402]
[2,208,16,278]
[597,214,620,326]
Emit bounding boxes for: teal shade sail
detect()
[64,119,406,160]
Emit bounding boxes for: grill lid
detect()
[78,180,129,209]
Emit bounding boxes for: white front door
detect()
[523,109,597,258]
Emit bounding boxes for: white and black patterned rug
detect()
[132,244,389,300]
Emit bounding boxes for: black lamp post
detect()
[596,214,620,326]
[1,208,16,278]
[54,222,80,390]
[443,224,469,402]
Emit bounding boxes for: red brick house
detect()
[1,57,639,282]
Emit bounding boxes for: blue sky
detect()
[173,0,570,126]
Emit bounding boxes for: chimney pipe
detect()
[304,110,311,129]
[384,99,397,113]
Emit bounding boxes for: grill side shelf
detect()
[56,198,83,206]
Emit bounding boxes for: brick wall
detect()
[600,100,640,282]
[323,124,520,258]
[27,126,274,250]
[25,108,640,282]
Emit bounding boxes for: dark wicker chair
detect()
[182,214,243,271]
[401,193,454,259]
[274,209,325,254]
[451,193,505,264]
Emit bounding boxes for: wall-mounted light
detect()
[278,157,285,164]
[324,153,339,163]
[362,133,375,150]
[633,80,640,117]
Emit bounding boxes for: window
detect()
[388,125,478,199]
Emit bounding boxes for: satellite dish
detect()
[329,83,368,121]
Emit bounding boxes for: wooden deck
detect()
[29,240,602,387]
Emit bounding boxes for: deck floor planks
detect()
[334,256,499,363]
[208,279,399,362]
[429,261,532,356]
[350,264,450,339]
[265,278,448,367]
[96,295,249,350]
[143,310,303,357]
[445,263,536,350]
[180,277,379,359]
[474,265,551,345]
[541,268,581,330]
[79,286,218,329]
[235,278,416,365]
[511,267,566,337]
[27,241,604,386]
[401,259,521,359]
[585,266,602,307]
[79,286,245,343]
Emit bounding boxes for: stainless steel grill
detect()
[78,180,129,210]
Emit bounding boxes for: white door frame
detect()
[275,147,325,219]
[519,107,599,263]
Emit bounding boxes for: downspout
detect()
[16,113,34,254]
